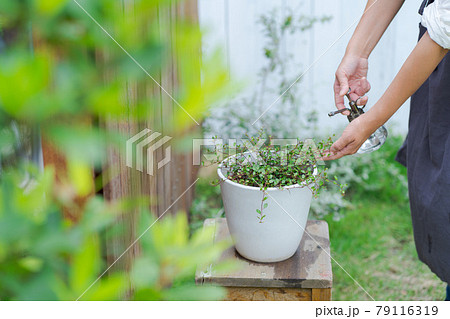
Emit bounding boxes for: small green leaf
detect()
[18,257,44,272]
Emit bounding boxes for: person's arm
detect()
[327,31,448,160]
[334,0,405,111]
[345,0,405,59]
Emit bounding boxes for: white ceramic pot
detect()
[217,160,313,263]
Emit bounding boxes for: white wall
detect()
[199,0,422,136]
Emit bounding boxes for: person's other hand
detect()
[334,54,371,115]
[324,114,374,160]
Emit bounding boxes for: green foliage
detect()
[311,134,409,219]
[215,134,341,192]
[203,9,332,139]
[0,168,121,300]
[0,0,230,168]
[129,212,231,301]
[258,9,331,85]
[346,135,408,202]
[0,0,232,300]
[189,178,223,233]
[207,132,345,221]
[0,167,231,300]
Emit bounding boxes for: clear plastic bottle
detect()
[357,125,388,154]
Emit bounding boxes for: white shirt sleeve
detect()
[421,0,450,49]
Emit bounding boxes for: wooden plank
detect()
[195,218,218,285]
[226,287,312,301]
[102,0,140,273]
[160,1,173,216]
[198,218,332,289]
[312,288,332,301]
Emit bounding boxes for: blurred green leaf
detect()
[67,160,93,197]
[35,0,67,16]
[18,256,44,272]
[163,284,226,301]
[130,257,160,289]
[69,236,100,295]
[132,288,163,301]
[82,274,126,301]
[79,196,121,232]
[0,0,232,301]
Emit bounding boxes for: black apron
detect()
[396,0,450,284]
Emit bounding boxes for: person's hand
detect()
[334,54,371,115]
[324,114,374,160]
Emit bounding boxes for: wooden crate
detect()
[196,218,332,301]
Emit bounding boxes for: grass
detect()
[323,136,445,300]
[324,197,445,301]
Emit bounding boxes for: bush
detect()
[311,134,408,219]
[0,0,232,300]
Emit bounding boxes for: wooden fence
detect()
[101,0,202,269]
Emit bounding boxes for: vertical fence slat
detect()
[102,0,201,287]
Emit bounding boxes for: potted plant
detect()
[213,135,343,263]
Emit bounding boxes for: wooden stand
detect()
[195,218,332,301]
